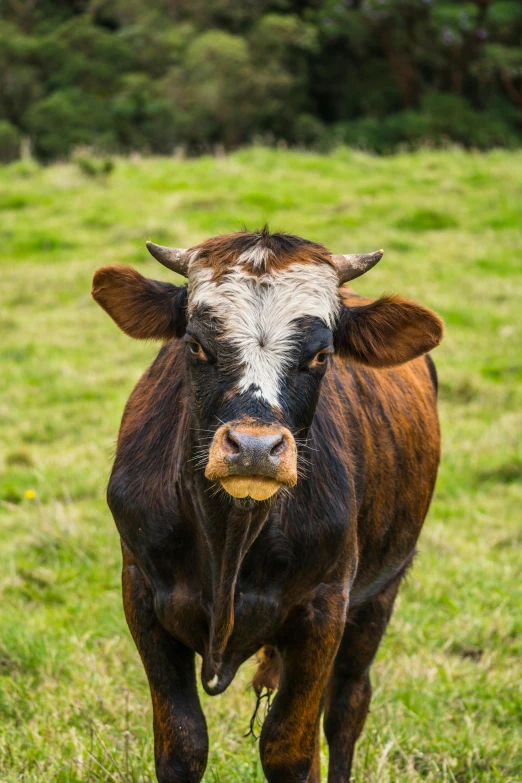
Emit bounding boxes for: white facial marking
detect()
[188,257,339,407]
[236,245,274,271]
[208,674,219,688]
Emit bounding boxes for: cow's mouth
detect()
[219,475,281,501]
[204,418,298,500]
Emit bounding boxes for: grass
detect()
[0,146,521,782]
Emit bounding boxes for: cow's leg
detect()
[309,721,322,783]
[260,595,345,783]
[122,546,208,783]
[324,576,401,783]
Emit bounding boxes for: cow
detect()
[91,227,443,783]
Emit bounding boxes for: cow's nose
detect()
[224,429,286,477]
[205,421,298,492]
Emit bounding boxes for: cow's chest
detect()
[153,577,285,655]
[147,510,310,654]
[119,483,354,691]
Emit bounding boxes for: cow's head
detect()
[93,229,443,506]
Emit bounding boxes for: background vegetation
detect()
[0,147,521,781]
[1,0,522,160]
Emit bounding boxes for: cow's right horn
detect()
[146,241,189,277]
[331,249,384,285]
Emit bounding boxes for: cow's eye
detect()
[185,338,207,360]
[308,349,333,369]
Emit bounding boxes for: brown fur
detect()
[92,265,186,340]
[189,228,335,280]
[336,289,444,367]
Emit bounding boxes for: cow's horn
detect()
[146,241,189,277]
[331,249,384,284]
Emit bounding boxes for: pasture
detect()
[0,147,521,782]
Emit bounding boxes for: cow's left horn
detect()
[146,241,189,277]
[331,249,384,284]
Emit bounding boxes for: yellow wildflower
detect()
[24,489,36,499]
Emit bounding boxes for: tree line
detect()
[1,0,521,161]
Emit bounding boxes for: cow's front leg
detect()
[260,592,345,783]
[122,545,208,783]
[324,575,402,783]
[309,719,322,783]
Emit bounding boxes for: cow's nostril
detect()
[224,430,241,454]
[270,434,285,457]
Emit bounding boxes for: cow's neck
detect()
[181,420,272,684]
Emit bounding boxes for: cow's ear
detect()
[334,294,443,367]
[92,265,187,340]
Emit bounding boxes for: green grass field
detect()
[1,147,521,782]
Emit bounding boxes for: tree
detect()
[0,0,521,160]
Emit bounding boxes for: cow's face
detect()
[92,229,443,505]
[183,234,340,501]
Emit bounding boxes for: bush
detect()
[325,94,521,154]
[112,74,178,154]
[420,93,520,149]
[72,149,115,178]
[293,114,326,147]
[26,89,116,161]
[0,121,21,163]
[0,22,43,129]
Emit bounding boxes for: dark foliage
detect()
[1,0,521,159]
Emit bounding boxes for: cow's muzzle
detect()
[205,419,297,501]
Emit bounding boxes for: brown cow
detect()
[92,228,443,782]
